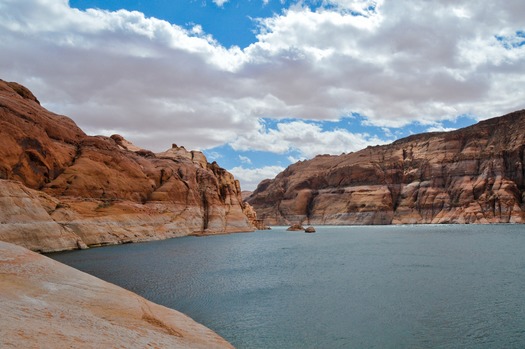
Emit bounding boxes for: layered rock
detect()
[247,110,525,225]
[0,79,254,252]
[0,241,234,348]
[242,201,270,230]
[0,180,86,252]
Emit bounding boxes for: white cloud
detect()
[228,165,286,191]
[239,155,252,164]
[231,119,389,158]
[213,0,229,7]
[287,155,305,163]
[321,0,383,16]
[426,126,456,133]
[0,0,524,157]
[0,0,252,151]
[206,151,223,161]
[246,0,525,126]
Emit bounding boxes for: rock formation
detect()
[0,241,234,348]
[247,110,525,225]
[242,201,271,230]
[304,226,316,233]
[286,224,305,231]
[0,79,255,252]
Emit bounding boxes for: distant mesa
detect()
[241,190,253,201]
[247,109,525,225]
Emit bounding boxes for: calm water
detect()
[50,225,525,348]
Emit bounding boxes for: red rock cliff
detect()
[0,80,254,252]
[247,110,525,225]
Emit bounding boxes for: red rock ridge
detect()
[0,79,255,252]
[247,110,525,225]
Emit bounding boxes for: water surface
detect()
[50,225,525,348]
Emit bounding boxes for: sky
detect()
[1,1,524,191]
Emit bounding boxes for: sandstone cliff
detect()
[0,79,254,252]
[247,110,525,225]
[0,241,234,348]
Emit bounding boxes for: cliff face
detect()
[0,80,254,252]
[0,241,234,348]
[247,110,525,225]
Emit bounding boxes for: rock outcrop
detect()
[304,226,316,233]
[0,241,234,348]
[247,110,525,225]
[242,201,271,230]
[0,79,254,252]
[287,224,305,231]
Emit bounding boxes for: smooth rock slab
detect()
[0,241,233,349]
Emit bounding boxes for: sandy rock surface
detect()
[0,241,234,349]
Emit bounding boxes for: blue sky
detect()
[1,0,524,190]
[70,0,289,48]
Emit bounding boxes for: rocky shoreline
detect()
[0,79,256,347]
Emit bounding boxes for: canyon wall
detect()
[0,80,255,252]
[247,110,525,225]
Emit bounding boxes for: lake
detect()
[49,225,525,348]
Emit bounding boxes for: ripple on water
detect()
[50,225,525,349]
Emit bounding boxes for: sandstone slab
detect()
[0,241,233,348]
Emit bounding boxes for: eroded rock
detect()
[0,80,255,252]
[247,110,525,225]
[287,224,305,231]
[304,226,316,233]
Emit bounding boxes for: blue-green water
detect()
[50,225,525,348]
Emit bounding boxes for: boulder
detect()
[287,224,304,231]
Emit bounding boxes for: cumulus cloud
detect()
[0,0,524,157]
[0,0,250,151]
[228,165,286,191]
[239,155,252,164]
[249,0,525,126]
[425,125,457,133]
[213,0,230,7]
[206,151,224,161]
[320,0,382,15]
[231,119,388,158]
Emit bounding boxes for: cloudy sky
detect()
[1,0,524,190]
